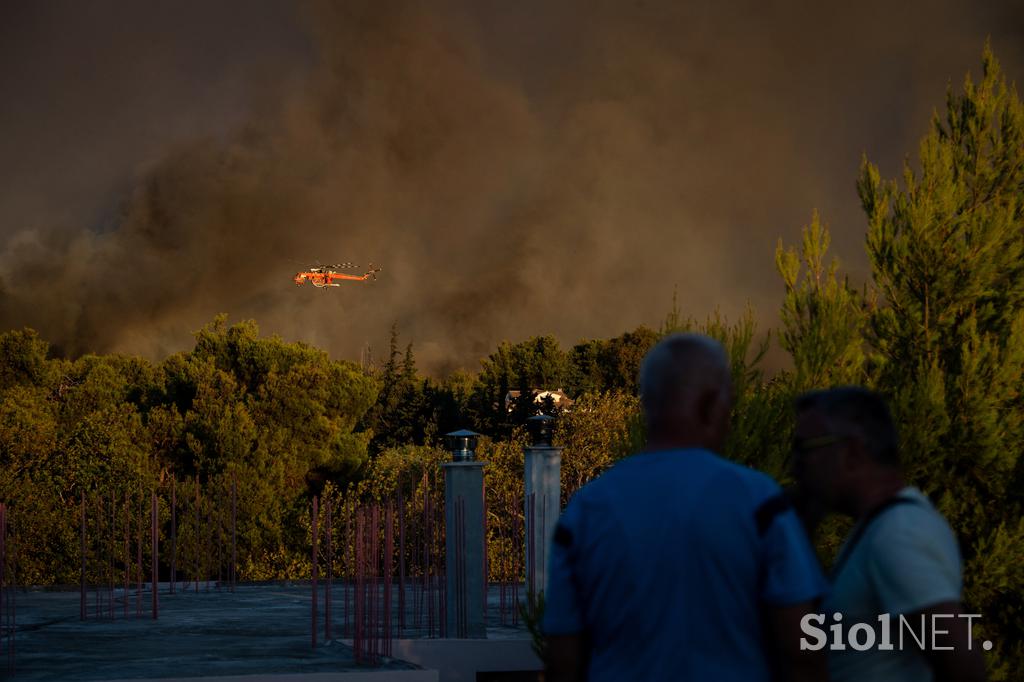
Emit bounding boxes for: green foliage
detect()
[566,326,660,396]
[362,326,474,452]
[481,433,529,583]
[860,49,1024,375]
[363,324,416,451]
[518,588,547,662]
[964,517,1024,679]
[555,392,640,503]
[0,317,379,584]
[353,444,449,503]
[775,212,868,390]
[470,335,570,436]
[0,328,55,392]
[859,48,1024,676]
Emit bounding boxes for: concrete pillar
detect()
[524,415,562,597]
[443,430,487,639]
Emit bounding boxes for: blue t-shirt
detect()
[543,448,827,682]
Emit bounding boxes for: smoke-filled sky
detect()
[1,0,1022,373]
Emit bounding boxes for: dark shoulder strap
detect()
[829,496,919,581]
[755,492,793,536]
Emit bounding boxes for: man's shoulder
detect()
[858,488,963,595]
[700,452,784,503]
[854,489,964,616]
[714,453,779,483]
[867,488,958,550]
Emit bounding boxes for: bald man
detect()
[544,333,829,682]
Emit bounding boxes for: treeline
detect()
[363,321,659,451]
[0,308,662,577]
[0,48,1022,675]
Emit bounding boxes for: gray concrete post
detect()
[443,430,487,639]
[524,415,562,597]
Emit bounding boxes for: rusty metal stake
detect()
[311,496,319,649]
[231,474,237,592]
[151,492,159,620]
[80,492,86,621]
[325,499,332,641]
[136,501,143,618]
[171,480,177,594]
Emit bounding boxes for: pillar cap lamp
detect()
[527,414,556,447]
[445,429,481,462]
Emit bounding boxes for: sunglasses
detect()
[792,434,848,457]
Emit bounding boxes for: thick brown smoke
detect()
[1,0,1022,372]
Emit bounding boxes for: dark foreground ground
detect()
[3,583,529,681]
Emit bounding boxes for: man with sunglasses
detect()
[792,387,986,682]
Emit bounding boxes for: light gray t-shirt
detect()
[824,487,962,682]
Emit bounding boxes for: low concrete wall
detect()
[105,672,438,682]
[388,639,542,682]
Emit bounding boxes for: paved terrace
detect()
[4,583,536,681]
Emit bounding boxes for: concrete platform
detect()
[3,583,536,681]
[106,673,438,682]
[6,584,420,680]
[385,639,540,682]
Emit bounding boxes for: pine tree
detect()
[364,323,403,452]
[856,46,1024,676]
[775,211,870,390]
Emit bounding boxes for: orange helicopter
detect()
[293,262,381,288]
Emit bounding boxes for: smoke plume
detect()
[1,0,1022,372]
